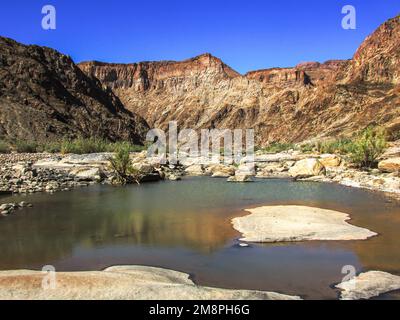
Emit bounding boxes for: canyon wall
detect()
[0,37,149,143]
[79,15,400,145]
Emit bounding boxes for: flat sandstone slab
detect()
[336,271,400,300]
[232,205,377,242]
[0,265,300,300]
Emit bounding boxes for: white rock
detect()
[71,168,102,181]
[185,164,204,176]
[336,271,400,300]
[0,266,301,300]
[232,205,377,242]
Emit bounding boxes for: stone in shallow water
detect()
[232,205,377,242]
[336,271,400,300]
[227,174,254,182]
[0,266,301,300]
[289,158,326,178]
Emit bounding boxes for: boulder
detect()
[131,162,154,175]
[206,164,235,177]
[185,164,205,176]
[336,271,400,300]
[378,157,400,173]
[70,168,103,182]
[236,164,256,175]
[319,154,341,167]
[289,158,326,178]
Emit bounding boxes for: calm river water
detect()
[1,177,399,299]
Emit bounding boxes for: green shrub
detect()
[0,140,10,153]
[61,137,108,154]
[35,141,62,153]
[315,139,353,155]
[262,142,295,153]
[108,145,143,185]
[106,141,146,153]
[44,142,62,153]
[299,143,314,153]
[349,127,387,168]
[60,138,146,155]
[15,140,38,153]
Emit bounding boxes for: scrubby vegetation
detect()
[1,138,146,154]
[0,140,10,154]
[108,145,143,185]
[348,127,387,168]
[15,140,38,153]
[60,138,109,154]
[316,139,354,155]
[311,128,386,168]
[259,142,295,153]
[258,126,387,169]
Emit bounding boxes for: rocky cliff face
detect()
[1,17,397,146]
[76,15,399,145]
[245,60,348,87]
[0,37,149,143]
[345,16,400,84]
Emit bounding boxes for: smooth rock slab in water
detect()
[0,266,301,300]
[336,271,400,300]
[232,205,377,242]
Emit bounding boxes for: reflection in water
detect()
[0,177,399,299]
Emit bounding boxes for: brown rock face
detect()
[246,60,348,87]
[346,16,400,84]
[77,15,399,145]
[0,37,149,143]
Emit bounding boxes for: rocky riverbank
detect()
[0,140,399,198]
[0,152,182,195]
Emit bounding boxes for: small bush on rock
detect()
[108,145,143,185]
[349,127,387,168]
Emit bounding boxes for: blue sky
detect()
[0,0,398,73]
